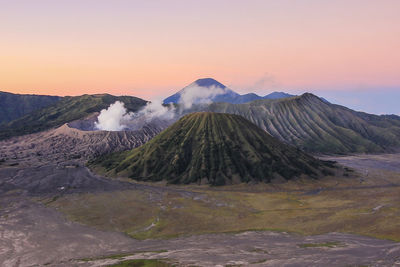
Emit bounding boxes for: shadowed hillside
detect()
[0,94,147,140]
[93,112,334,185]
[202,93,400,154]
[0,91,61,125]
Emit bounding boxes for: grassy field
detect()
[45,167,400,242]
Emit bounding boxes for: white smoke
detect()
[94,84,226,131]
[94,101,132,131]
[94,100,176,131]
[178,85,225,109]
[137,99,176,121]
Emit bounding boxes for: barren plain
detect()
[1,131,400,266]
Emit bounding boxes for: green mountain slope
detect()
[0,91,61,125]
[94,112,334,186]
[202,93,400,154]
[0,94,147,140]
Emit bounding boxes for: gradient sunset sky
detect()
[1,0,399,114]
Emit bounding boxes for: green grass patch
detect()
[251,259,268,264]
[298,241,344,248]
[107,259,173,267]
[79,250,169,262]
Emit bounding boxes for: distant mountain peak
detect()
[298,93,331,104]
[163,78,294,105]
[301,92,317,98]
[194,78,226,88]
[299,92,323,101]
[163,78,239,105]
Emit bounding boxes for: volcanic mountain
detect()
[163,78,294,105]
[0,94,147,140]
[0,113,166,167]
[94,112,334,186]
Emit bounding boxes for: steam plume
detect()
[95,84,226,131]
[178,85,225,109]
[137,99,176,121]
[94,101,132,131]
[94,100,176,131]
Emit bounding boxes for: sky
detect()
[0,0,399,114]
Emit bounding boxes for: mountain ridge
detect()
[201,93,400,153]
[163,78,294,104]
[0,91,61,125]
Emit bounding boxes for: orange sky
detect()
[1,0,399,100]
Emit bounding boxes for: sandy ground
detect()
[321,153,400,173]
[1,194,400,267]
[74,232,400,267]
[1,154,400,266]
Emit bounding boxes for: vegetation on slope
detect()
[0,91,61,125]
[0,94,147,140]
[202,93,400,154]
[93,112,333,185]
